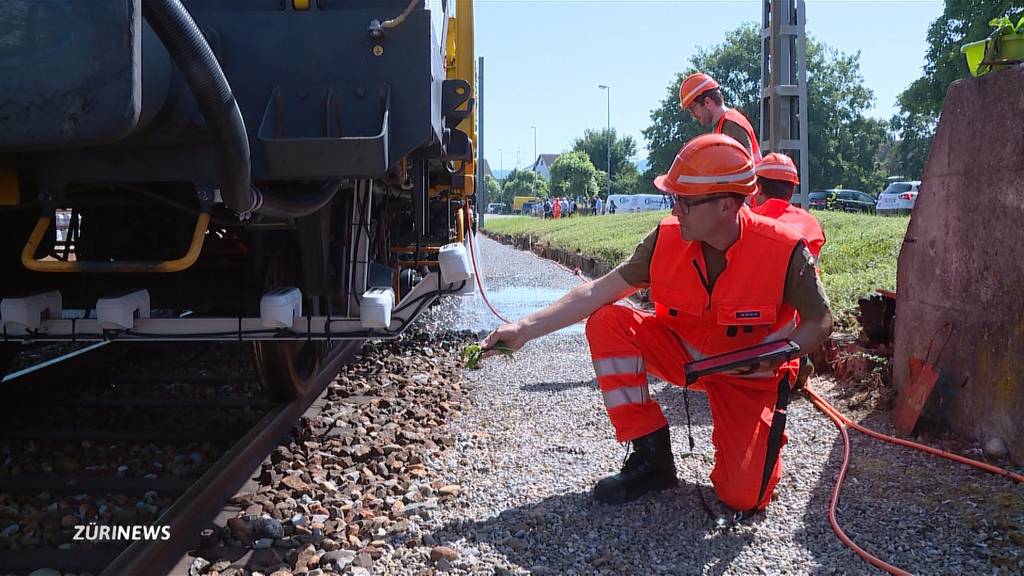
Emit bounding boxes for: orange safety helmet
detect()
[678,72,720,109]
[756,152,800,184]
[653,133,757,197]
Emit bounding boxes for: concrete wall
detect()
[894,66,1024,463]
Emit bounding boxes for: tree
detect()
[893,1,1020,179]
[572,129,639,183]
[502,168,549,200]
[612,171,651,196]
[549,151,599,199]
[805,44,890,193]
[483,174,504,206]
[643,23,760,179]
[642,22,889,193]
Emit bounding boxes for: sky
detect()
[474,0,945,173]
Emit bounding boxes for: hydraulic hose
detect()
[382,0,419,29]
[143,0,337,219]
[803,384,1024,575]
[464,209,511,324]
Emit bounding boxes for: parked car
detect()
[875,181,921,215]
[808,188,876,213]
[606,193,672,213]
[486,202,508,214]
[521,201,543,217]
[807,190,831,211]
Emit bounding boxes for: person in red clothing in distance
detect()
[479,134,832,512]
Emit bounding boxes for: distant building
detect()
[530,154,560,179]
[480,158,494,180]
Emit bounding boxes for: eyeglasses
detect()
[673,194,731,215]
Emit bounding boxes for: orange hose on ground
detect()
[803,384,1024,575]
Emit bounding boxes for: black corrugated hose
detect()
[142,0,338,219]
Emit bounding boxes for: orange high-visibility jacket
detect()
[649,206,800,389]
[751,198,826,260]
[715,108,762,161]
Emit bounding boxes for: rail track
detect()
[0,340,358,576]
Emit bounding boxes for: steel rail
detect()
[100,340,360,576]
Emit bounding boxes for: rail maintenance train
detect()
[0,0,479,400]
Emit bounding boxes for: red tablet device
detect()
[684,340,801,385]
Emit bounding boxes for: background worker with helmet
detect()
[480,134,832,513]
[679,72,762,160]
[752,151,828,389]
[752,152,826,264]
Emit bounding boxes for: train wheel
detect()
[253,339,325,402]
[252,252,334,402]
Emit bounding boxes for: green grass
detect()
[483,211,909,323]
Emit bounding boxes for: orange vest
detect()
[750,198,826,260]
[649,207,799,387]
[715,108,761,161]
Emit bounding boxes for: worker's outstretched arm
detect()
[481,270,638,355]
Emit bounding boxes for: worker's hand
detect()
[479,322,529,359]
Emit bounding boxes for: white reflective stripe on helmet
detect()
[675,168,756,185]
[681,78,716,106]
[593,356,645,377]
[756,163,798,176]
[602,383,652,410]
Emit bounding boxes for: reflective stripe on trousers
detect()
[593,356,652,410]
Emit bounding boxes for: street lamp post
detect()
[498,148,503,181]
[598,85,611,200]
[530,126,537,169]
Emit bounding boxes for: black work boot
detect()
[593,426,678,504]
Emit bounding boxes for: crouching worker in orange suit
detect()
[751,152,827,389]
[480,134,832,511]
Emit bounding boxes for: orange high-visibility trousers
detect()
[586,303,786,511]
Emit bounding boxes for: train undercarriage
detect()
[0,0,479,400]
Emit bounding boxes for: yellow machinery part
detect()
[0,171,19,206]
[447,1,476,197]
[292,0,310,10]
[22,213,210,273]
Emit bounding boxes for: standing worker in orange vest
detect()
[480,134,832,514]
[679,72,761,160]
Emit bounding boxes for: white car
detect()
[875,181,921,215]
